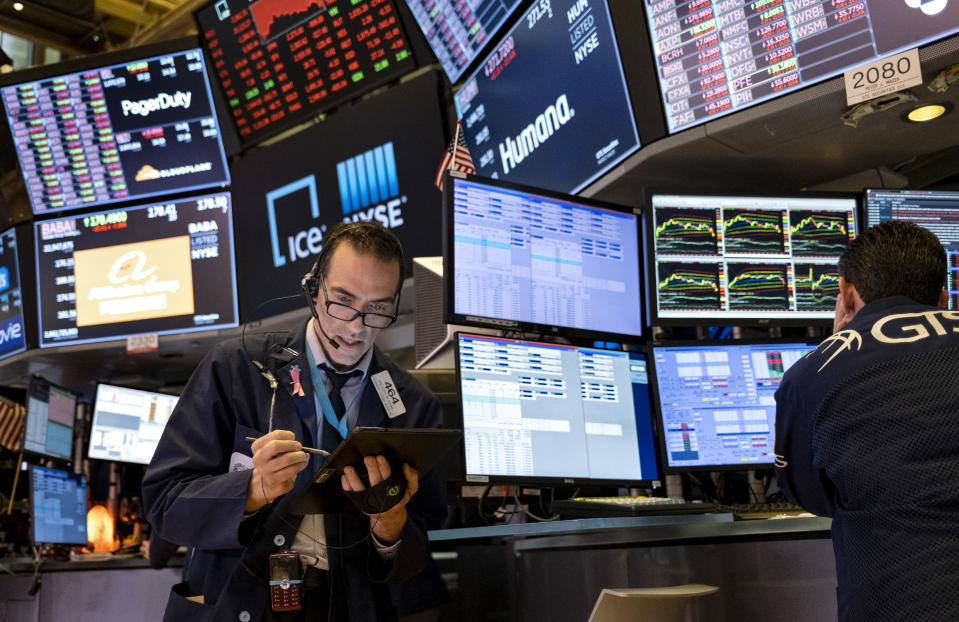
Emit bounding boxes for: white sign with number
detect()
[844,48,922,106]
[127,333,159,354]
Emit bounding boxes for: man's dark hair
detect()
[314,221,405,289]
[838,220,945,306]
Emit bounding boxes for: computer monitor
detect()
[444,173,644,341]
[864,188,959,310]
[645,3,959,133]
[0,37,231,216]
[194,0,416,148]
[0,226,27,361]
[28,464,88,546]
[23,376,79,462]
[646,191,859,326]
[453,0,640,193]
[87,384,179,465]
[34,190,239,347]
[402,0,523,84]
[454,332,660,486]
[649,339,820,473]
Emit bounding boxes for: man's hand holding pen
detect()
[245,430,311,513]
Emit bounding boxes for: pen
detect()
[245,436,329,456]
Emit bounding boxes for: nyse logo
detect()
[336,142,406,229]
[905,0,948,14]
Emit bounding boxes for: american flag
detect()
[434,120,475,191]
[0,395,24,452]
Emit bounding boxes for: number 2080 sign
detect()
[843,48,922,106]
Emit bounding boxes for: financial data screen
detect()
[196,0,416,147]
[866,188,959,310]
[1,47,230,216]
[403,0,523,83]
[34,191,239,347]
[648,193,857,324]
[651,341,817,469]
[29,465,88,545]
[453,0,639,193]
[0,228,26,361]
[24,378,78,461]
[88,384,179,465]
[456,333,659,483]
[646,0,959,133]
[448,175,643,338]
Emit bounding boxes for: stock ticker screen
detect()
[34,191,239,347]
[648,193,857,324]
[651,340,819,470]
[453,0,640,194]
[866,188,959,310]
[195,0,416,147]
[403,0,523,83]
[646,0,959,133]
[1,48,230,216]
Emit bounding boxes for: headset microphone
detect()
[301,276,340,350]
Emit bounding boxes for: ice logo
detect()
[905,0,948,15]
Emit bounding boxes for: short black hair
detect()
[314,221,405,290]
[838,220,946,306]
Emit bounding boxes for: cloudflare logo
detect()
[905,0,948,15]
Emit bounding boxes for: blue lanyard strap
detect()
[304,345,367,440]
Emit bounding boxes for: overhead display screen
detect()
[403,0,523,83]
[195,0,416,147]
[454,0,640,194]
[647,192,858,325]
[646,0,959,133]
[0,228,26,361]
[0,47,230,216]
[34,191,239,347]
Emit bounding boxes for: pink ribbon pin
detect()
[290,364,305,397]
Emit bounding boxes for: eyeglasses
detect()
[319,276,397,328]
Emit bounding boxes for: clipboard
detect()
[290,426,461,514]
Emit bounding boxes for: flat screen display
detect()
[88,384,179,465]
[29,465,88,546]
[865,188,959,310]
[403,0,523,83]
[647,192,858,325]
[34,190,239,347]
[646,0,959,133]
[23,376,78,461]
[456,333,659,485]
[453,0,639,193]
[650,340,819,471]
[0,227,26,361]
[195,0,416,147]
[0,42,230,216]
[445,173,644,340]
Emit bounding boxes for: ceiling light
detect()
[12,2,23,10]
[907,104,948,122]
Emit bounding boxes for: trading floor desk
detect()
[430,514,836,622]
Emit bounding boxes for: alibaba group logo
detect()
[816,329,862,372]
[905,0,948,15]
[108,250,158,284]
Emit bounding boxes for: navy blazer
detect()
[143,323,447,622]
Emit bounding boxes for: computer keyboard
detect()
[551,496,715,518]
[714,502,811,520]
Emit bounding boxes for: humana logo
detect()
[904,0,948,14]
[498,94,574,175]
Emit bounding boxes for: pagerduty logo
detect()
[336,142,406,228]
[905,0,948,15]
[498,94,574,175]
[121,91,192,117]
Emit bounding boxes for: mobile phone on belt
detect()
[269,550,303,612]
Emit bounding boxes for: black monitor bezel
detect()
[452,330,661,488]
[443,171,646,343]
[647,337,822,475]
[22,375,80,463]
[0,36,232,218]
[86,382,180,466]
[643,188,862,327]
[28,463,89,546]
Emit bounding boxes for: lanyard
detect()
[304,345,367,440]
